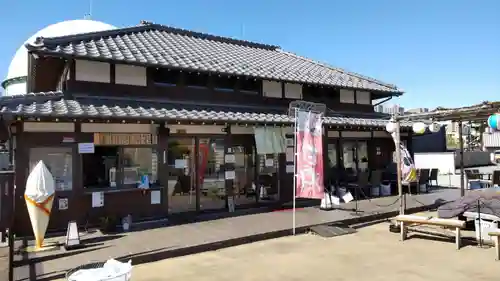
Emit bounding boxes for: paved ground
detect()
[14,189,459,281]
[113,220,499,281]
[0,246,8,281]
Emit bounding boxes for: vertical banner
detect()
[391,131,417,185]
[295,110,324,199]
[399,143,417,185]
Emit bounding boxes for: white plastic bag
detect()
[68,259,132,281]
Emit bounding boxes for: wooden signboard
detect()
[93,133,158,145]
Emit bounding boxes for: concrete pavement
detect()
[122,221,500,281]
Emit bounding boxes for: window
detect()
[185,73,209,88]
[122,148,158,188]
[327,143,338,168]
[29,147,72,191]
[213,76,236,92]
[82,145,159,189]
[240,79,260,94]
[357,141,368,171]
[342,142,356,172]
[82,146,119,189]
[152,68,179,86]
[303,85,322,99]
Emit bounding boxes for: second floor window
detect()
[185,73,209,88]
[213,75,236,92]
[152,69,179,86]
[240,79,260,94]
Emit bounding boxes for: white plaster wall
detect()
[327,131,340,138]
[115,64,147,86]
[167,125,226,134]
[373,131,391,138]
[284,83,302,99]
[230,126,254,135]
[356,91,371,104]
[74,60,110,83]
[262,80,282,98]
[339,89,355,103]
[342,131,371,138]
[23,122,75,132]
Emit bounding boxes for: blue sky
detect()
[0,0,498,109]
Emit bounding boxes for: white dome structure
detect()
[2,19,116,96]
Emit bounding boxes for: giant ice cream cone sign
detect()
[24,161,55,249]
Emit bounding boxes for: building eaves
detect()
[0,92,411,127]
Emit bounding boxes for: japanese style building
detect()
[0,19,413,235]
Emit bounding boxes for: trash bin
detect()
[66,261,132,281]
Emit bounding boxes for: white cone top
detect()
[25,161,55,203]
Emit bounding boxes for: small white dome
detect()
[3,19,116,95]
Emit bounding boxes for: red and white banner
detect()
[295,111,324,199]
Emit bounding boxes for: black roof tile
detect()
[0,92,411,128]
[27,23,402,94]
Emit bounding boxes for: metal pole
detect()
[458,121,465,196]
[292,108,298,235]
[394,120,404,215]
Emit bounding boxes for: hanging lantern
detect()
[385,121,397,133]
[428,122,441,133]
[462,124,470,135]
[488,114,500,131]
[412,122,427,134]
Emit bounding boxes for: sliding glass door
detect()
[167,137,197,213]
[198,138,226,211]
[342,140,369,175]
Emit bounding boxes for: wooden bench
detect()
[488,231,500,260]
[395,215,466,249]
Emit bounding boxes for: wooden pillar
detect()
[71,121,85,225]
[13,122,27,235]
[322,125,328,190]
[158,124,170,213]
[281,132,295,203]
[73,122,82,196]
[224,125,235,212]
[458,121,465,196]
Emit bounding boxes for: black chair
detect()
[492,170,500,187]
[258,174,274,199]
[465,170,482,190]
[418,169,431,193]
[408,169,429,194]
[348,171,370,199]
[429,169,438,186]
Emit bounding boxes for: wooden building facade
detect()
[0,22,412,235]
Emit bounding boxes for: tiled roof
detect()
[0,92,411,128]
[26,23,402,94]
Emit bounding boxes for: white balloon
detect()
[386,122,396,133]
[428,122,441,133]
[412,122,427,134]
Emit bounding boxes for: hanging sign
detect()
[78,143,95,154]
[93,133,158,145]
